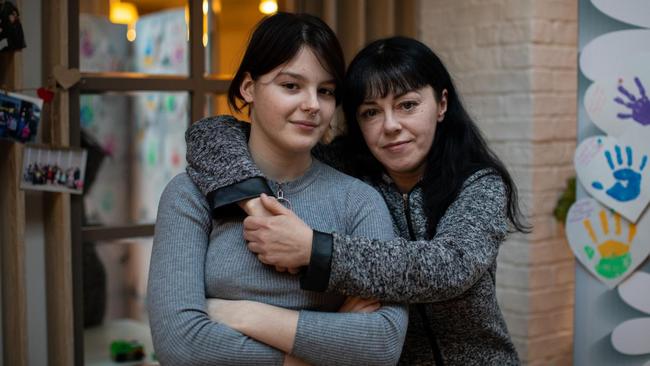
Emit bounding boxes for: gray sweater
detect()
[184,116,520,365]
[147,160,408,365]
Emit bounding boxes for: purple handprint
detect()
[614,77,650,126]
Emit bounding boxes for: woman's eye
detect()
[360,109,379,119]
[319,88,335,96]
[282,83,298,90]
[400,101,418,110]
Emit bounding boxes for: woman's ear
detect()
[240,72,255,104]
[437,89,449,122]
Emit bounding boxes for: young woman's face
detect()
[241,47,337,155]
[357,85,447,180]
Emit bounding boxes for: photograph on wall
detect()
[0,0,26,52]
[0,91,43,143]
[20,145,88,194]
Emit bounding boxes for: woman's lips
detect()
[291,120,318,131]
[383,140,411,152]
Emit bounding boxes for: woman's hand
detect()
[244,194,313,270]
[238,197,273,217]
[338,296,381,313]
[284,355,310,366]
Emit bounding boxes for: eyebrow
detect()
[276,71,336,84]
[361,90,420,105]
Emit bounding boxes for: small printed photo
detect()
[0,91,43,143]
[20,145,88,194]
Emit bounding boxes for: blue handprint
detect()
[614,77,650,126]
[592,144,647,202]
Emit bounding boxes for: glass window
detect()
[205,0,266,77]
[81,92,189,226]
[80,0,189,75]
[83,238,154,365]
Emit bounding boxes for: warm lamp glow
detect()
[109,1,138,25]
[259,0,278,15]
[202,0,209,15]
[212,0,222,14]
[127,23,136,42]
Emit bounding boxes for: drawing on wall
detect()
[566,198,650,288]
[591,0,650,28]
[575,135,650,222]
[611,271,650,357]
[579,29,650,82]
[585,74,650,137]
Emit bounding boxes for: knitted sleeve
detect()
[328,173,509,303]
[147,174,284,365]
[292,181,408,365]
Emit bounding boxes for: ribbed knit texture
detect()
[183,117,520,365]
[148,159,408,365]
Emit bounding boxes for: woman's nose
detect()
[383,111,402,134]
[301,90,320,115]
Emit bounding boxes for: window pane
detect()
[204,93,248,121]
[205,0,266,77]
[80,1,189,75]
[83,239,154,365]
[81,92,188,226]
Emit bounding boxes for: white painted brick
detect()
[530,20,554,44]
[532,0,578,21]
[476,24,500,46]
[532,45,577,69]
[552,21,578,45]
[532,116,578,142]
[498,288,529,313]
[498,238,531,266]
[531,140,576,166]
[503,312,529,337]
[503,0,532,20]
[497,264,530,289]
[527,307,574,336]
[501,45,531,68]
[528,265,555,289]
[533,93,578,116]
[528,238,575,265]
[499,21,531,44]
[531,70,555,92]
[553,259,575,286]
[553,70,578,92]
[527,332,573,360]
[529,287,574,313]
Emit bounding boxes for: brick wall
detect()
[419,1,577,364]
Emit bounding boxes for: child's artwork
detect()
[0,91,42,143]
[575,135,649,222]
[585,74,650,137]
[79,14,129,72]
[134,8,188,75]
[565,198,650,288]
[611,271,650,355]
[579,29,650,82]
[591,0,650,28]
[20,145,88,194]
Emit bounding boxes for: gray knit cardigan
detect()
[185,115,520,365]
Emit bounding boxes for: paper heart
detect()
[565,198,650,288]
[53,65,81,90]
[585,73,650,137]
[575,135,650,222]
[611,271,650,356]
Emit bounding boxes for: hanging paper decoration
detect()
[579,29,650,82]
[566,198,650,288]
[611,271,650,356]
[591,0,650,28]
[575,135,649,223]
[585,73,650,137]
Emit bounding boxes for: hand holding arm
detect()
[244,194,314,269]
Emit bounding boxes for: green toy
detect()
[110,340,145,362]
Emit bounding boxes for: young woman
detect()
[185,36,530,365]
[147,14,408,365]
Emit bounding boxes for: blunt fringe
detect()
[227,12,345,112]
[342,36,531,236]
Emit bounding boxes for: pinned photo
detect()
[0,0,26,52]
[0,91,43,143]
[21,145,88,194]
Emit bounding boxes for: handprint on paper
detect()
[614,77,650,126]
[582,210,636,279]
[591,144,647,202]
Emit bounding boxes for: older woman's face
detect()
[356,86,447,181]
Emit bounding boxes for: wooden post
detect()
[42,0,75,365]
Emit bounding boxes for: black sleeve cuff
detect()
[299,230,333,292]
[206,177,273,218]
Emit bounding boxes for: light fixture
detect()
[109,0,138,25]
[109,0,138,42]
[259,0,278,15]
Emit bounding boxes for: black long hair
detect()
[342,37,530,236]
[228,12,345,111]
